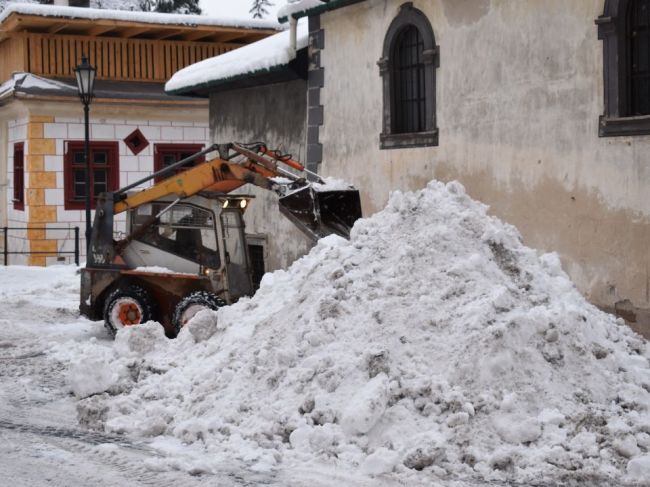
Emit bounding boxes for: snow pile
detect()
[166,19,307,94]
[65,181,650,484]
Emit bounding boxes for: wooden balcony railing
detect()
[1,32,240,84]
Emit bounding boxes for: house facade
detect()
[0,3,277,265]
[170,0,650,337]
[273,0,650,338]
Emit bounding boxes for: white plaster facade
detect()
[312,0,650,335]
[2,101,209,266]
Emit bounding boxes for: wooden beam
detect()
[85,25,118,36]
[47,23,68,34]
[117,26,155,38]
[210,32,248,43]
[150,28,187,40]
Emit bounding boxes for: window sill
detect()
[599,115,650,137]
[380,130,438,149]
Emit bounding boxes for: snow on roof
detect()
[165,20,309,95]
[277,0,326,22]
[0,3,281,30]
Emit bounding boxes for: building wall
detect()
[1,100,209,266]
[317,0,650,336]
[5,116,29,264]
[209,79,313,273]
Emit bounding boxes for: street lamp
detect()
[74,55,96,257]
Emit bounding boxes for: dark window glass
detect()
[154,144,204,182]
[629,0,650,115]
[392,25,426,134]
[13,143,24,210]
[64,142,119,209]
[248,244,265,290]
[131,203,220,267]
[94,151,107,165]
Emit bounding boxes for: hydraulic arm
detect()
[87,143,362,268]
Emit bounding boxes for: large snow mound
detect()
[63,180,650,484]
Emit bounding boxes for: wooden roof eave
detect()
[0,13,278,41]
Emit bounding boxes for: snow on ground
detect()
[41,180,650,485]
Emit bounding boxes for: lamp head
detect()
[75,55,96,105]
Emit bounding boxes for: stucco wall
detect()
[209,79,312,272]
[318,0,650,336]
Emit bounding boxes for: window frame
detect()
[598,0,650,136]
[64,141,119,210]
[378,2,439,149]
[12,142,24,211]
[153,143,205,183]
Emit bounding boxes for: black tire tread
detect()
[102,284,156,339]
[172,291,225,335]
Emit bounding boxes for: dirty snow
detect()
[54,180,650,485]
[313,177,356,192]
[165,20,307,94]
[133,266,195,275]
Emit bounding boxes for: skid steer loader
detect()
[80,142,362,337]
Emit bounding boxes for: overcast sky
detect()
[199,0,285,22]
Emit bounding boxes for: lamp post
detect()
[74,56,96,257]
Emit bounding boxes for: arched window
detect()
[392,26,426,134]
[628,0,650,115]
[379,3,438,149]
[598,0,650,135]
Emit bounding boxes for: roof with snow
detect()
[0,72,203,105]
[277,0,366,23]
[165,21,309,97]
[0,3,280,29]
[0,4,280,42]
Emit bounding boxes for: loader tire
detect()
[172,291,225,335]
[103,284,156,338]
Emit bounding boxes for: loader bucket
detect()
[279,185,362,241]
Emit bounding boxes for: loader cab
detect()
[122,194,254,301]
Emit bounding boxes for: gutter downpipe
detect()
[289,16,297,54]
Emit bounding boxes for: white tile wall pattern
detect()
[67,123,85,139]
[91,124,115,139]
[161,126,184,140]
[183,127,206,140]
[44,155,61,172]
[5,116,208,265]
[44,123,68,139]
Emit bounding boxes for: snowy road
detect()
[0,263,640,487]
[0,267,402,486]
[0,266,213,486]
[0,266,305,486]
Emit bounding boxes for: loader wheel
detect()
[173,291,225,335]
[103,285,156,338]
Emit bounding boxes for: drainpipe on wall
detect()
[289,16,297,54]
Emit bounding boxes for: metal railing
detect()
[1,226,80,266]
